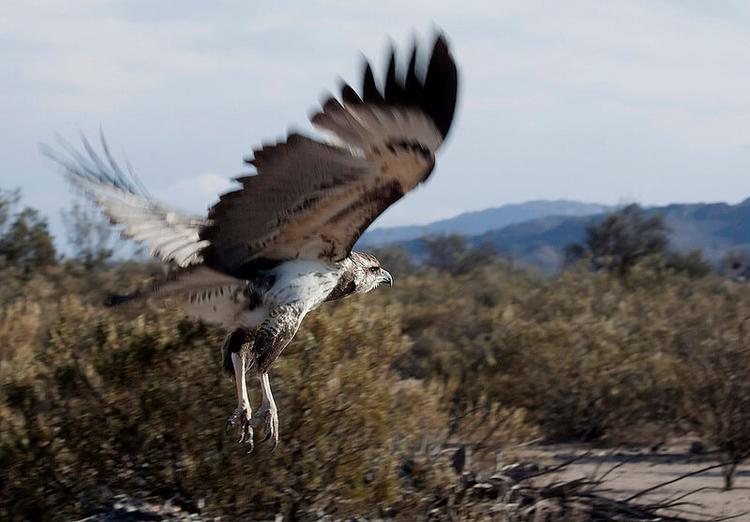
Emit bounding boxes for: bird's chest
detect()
[265,260,341,313]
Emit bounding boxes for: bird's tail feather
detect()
[105,266,243,307]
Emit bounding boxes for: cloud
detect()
[154,173,234,214]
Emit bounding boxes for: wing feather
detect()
[43,135,209,267]
[200,34,458,275]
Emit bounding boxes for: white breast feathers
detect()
[265,260,342,313]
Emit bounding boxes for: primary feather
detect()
[42,134,208,267]
[200,34,458,276]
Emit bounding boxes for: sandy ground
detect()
[515,439,750,520]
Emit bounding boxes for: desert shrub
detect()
[677,296,750,489]
[661,249,712,278]
[4,206,750,518]
[380,262,749,444]
[0,292,453,520]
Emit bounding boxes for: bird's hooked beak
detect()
[380,269,393,288]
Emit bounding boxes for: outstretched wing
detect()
[200,35,458,276]
[42,135,209,267]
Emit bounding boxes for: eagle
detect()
[46,34,458,452]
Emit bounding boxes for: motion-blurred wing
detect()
[201,35,458,275]
[43,135,209,267]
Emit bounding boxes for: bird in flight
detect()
[46,33,458,452]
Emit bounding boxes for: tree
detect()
[0,188,20,232]
[62,201,119,270]
[566,204,667,277]
[0,189,56,274]
[423,235,497,275]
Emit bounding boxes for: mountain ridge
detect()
[359,200,609,247]
[371,198,750,273]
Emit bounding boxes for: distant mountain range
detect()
[362,198,750,273]
[358,200,610,247]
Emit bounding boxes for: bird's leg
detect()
[245,303,304,450]
[251,372,279,449]
[225,351,254,452]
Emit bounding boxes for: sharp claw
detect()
[258,410,278,447]
[248,407,279,449]
[226,407,256,451]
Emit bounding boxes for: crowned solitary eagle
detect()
[46,34,458,451]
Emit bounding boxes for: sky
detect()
[2,0,750,245]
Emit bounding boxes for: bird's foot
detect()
[251,405,279,450]
[225,406,254,453]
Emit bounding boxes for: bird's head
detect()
[348,252,393,294]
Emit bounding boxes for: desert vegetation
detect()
[1,191,750,520]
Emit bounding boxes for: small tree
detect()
[565,204,667,277]
[587,204,667,276]
[0,189,56,274]
[423,235,497,275]
[424,234,468,274]
[0,189,20,232]
[62,201,118,270]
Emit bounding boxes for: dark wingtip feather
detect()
[423,33,458,138]
[361,62,383,104]
[346,32,458,139]
[341,83,362,105]
[403,44,420,105]
[384,48,403,104]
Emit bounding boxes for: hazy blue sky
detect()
[2,1,750,243]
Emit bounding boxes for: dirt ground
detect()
[515,439,750,520]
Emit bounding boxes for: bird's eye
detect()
[368,266,379,273]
